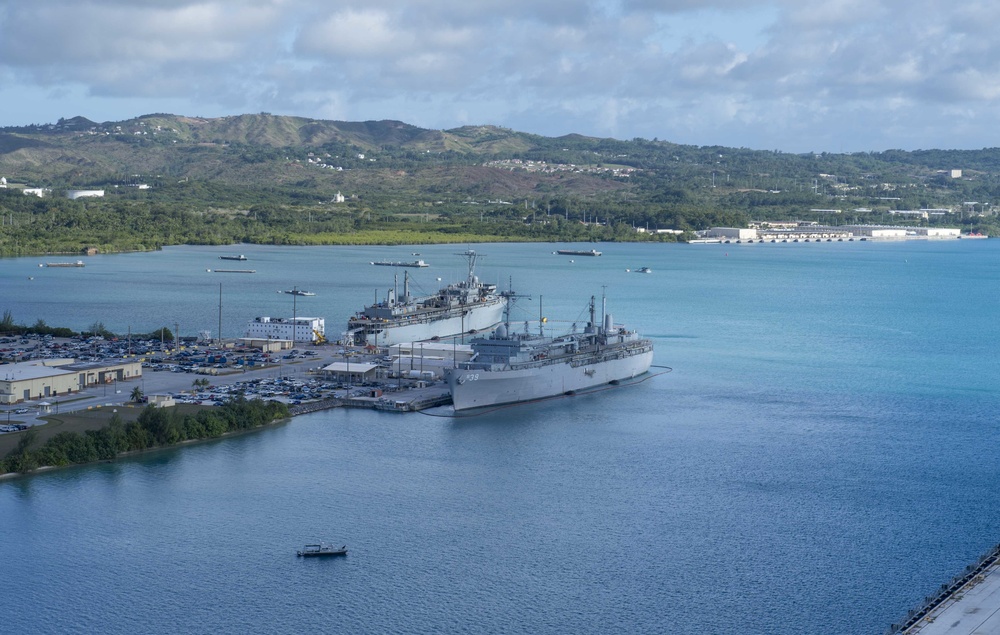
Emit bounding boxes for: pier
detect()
[889,543,1000,634]
[287,388,451,415]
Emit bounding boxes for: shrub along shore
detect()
[1,396,289,476]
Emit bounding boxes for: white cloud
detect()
[297,9,404,58]
[1,0,1000,150]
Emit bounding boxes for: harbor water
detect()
[3,240,1000,633]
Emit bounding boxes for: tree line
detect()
[1,397,289,474]
[0,310,172,340]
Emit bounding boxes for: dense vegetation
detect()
[0,113,998,257]
[1,397,289,474]
[0,310,171,340]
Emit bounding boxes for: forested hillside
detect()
[0,113,996,255]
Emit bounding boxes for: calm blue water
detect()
[3,240,1000,634]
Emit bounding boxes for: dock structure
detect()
[890,543,1000,634]
[288,398,342,416]
[286,388,451,414]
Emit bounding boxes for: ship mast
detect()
[500,288,531,332]
[601,286,607,334]
[539,295,544,337]
[457,249,480,287]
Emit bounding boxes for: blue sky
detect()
[0,0,997,153]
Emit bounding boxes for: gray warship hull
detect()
[348,299,506,347]
[447,345,653,411]
[446,293,654,411]
[346,249,505,347]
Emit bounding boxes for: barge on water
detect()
[371,260,429,267]
[42,260,86,267]
[556,249,602,257]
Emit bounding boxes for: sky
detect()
[1,0,998,153]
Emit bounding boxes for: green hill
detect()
[0,113,997,257]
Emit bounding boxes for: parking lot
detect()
[2,333,445,431]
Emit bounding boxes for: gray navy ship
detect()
[446,295,654,411]
[346,250,506,347]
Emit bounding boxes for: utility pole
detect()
[218,283,223,346]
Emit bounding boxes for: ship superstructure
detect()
[446,295,653,411]
[345,250,506,347]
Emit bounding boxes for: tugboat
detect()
[297,543,347,557]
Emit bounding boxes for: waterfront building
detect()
[243,316,325,343]
[0,359,141,404]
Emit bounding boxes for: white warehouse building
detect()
[243,316,325,343]
[703,227,759,240]
[842,226,961,239]
[65,189,105,199]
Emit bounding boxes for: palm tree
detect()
[130,386,144,403]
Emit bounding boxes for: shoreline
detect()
[0,414,293,481]
[0,236,664,260]
[2,231,986,261]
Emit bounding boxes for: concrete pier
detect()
[890,544,1000,634]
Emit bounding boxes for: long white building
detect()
[243,316,325,343]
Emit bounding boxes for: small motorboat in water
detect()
[297,543,347,557]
